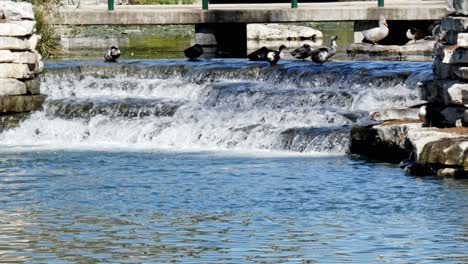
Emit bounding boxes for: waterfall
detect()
[0,59,432,154]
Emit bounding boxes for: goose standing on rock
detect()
[311,36,337,65]
[406,27,426,43]
[104,46,121,62]
[266,45,286,65]
[184,44,203,61]
[291,44,312,60]
[362,16,389,44]
[247,46,269,61]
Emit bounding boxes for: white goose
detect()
[362,16,389,44]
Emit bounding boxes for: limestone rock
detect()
[0,36,31,51]
[419,80,468,105]
[0,21,35,37]
[436,168,467,177]
[0,63,34,79]
[441,17,468,32]
[0,50,40,64]
[369,107,420,121]
[0,79,26,96]
[24,78,41,95]
[247,24,323,40]
[0,1,34,20]
[454,66,468,80]
[450,0,468,16]
[348,41,435,56]
[441,45,468,64]
[0,35,39,51]
[433,57,457,80]
[0,95,45,113]
[416,137,468,167]
[349,123,421,162]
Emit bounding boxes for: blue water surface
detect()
[0,150,467,263]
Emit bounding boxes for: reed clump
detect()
[31,0,62,57]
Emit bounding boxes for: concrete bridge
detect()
[55,0,448,57]
[57,0,447,25]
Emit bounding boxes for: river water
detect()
[0,59,467,262]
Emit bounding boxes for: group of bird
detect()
[103,16,438,64]
[182,35,338,66]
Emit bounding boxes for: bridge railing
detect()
[106,0,384,11]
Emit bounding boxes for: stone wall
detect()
[349,0,468,177]
[0,1,45,128]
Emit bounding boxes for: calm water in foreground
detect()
[0,151,467,263]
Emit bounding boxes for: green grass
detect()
[31,0,62,57]
[129,0,195,4]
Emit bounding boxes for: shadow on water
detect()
[56,22,432,62]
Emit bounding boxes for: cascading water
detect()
[0,59,432,153]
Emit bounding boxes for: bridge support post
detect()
[291,0,297,8]
[108,0,114,11]
[195,23,247,58]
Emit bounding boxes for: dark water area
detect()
[0,151,467,263]
[0,59,467,262]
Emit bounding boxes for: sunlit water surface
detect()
[1,151,468,263]
[0,59,467,263]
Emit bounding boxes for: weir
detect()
[0,60,431,152]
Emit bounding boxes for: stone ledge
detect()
[418,80,468,105]
[0,2,34,21]
[0,50,40,64]
[441,16,468,33]
[0,35,39,51]
[350,122,468,176]
[0,94,45,113]
[0,63,35,79]
[24,78,41,95]
[347,41,435,56]
[370,107,420,122]
[0,21,35,37]
[0,79,26,96]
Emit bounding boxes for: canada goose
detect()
[362,16,389,44]
[184,44,203,61]
[406,28,426,43]
[266,45,286,65]
[311,36,337,65]
[104,46,120,62]
[291,44,312,60]
[247,46,269,61]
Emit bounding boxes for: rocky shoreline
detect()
[350,0,468,178]
[0,1,45,131]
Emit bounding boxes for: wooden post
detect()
[291,0,298,8]
[378,0,384,7]
[203,0,208,10]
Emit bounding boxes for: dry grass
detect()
[31,0,62,57]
